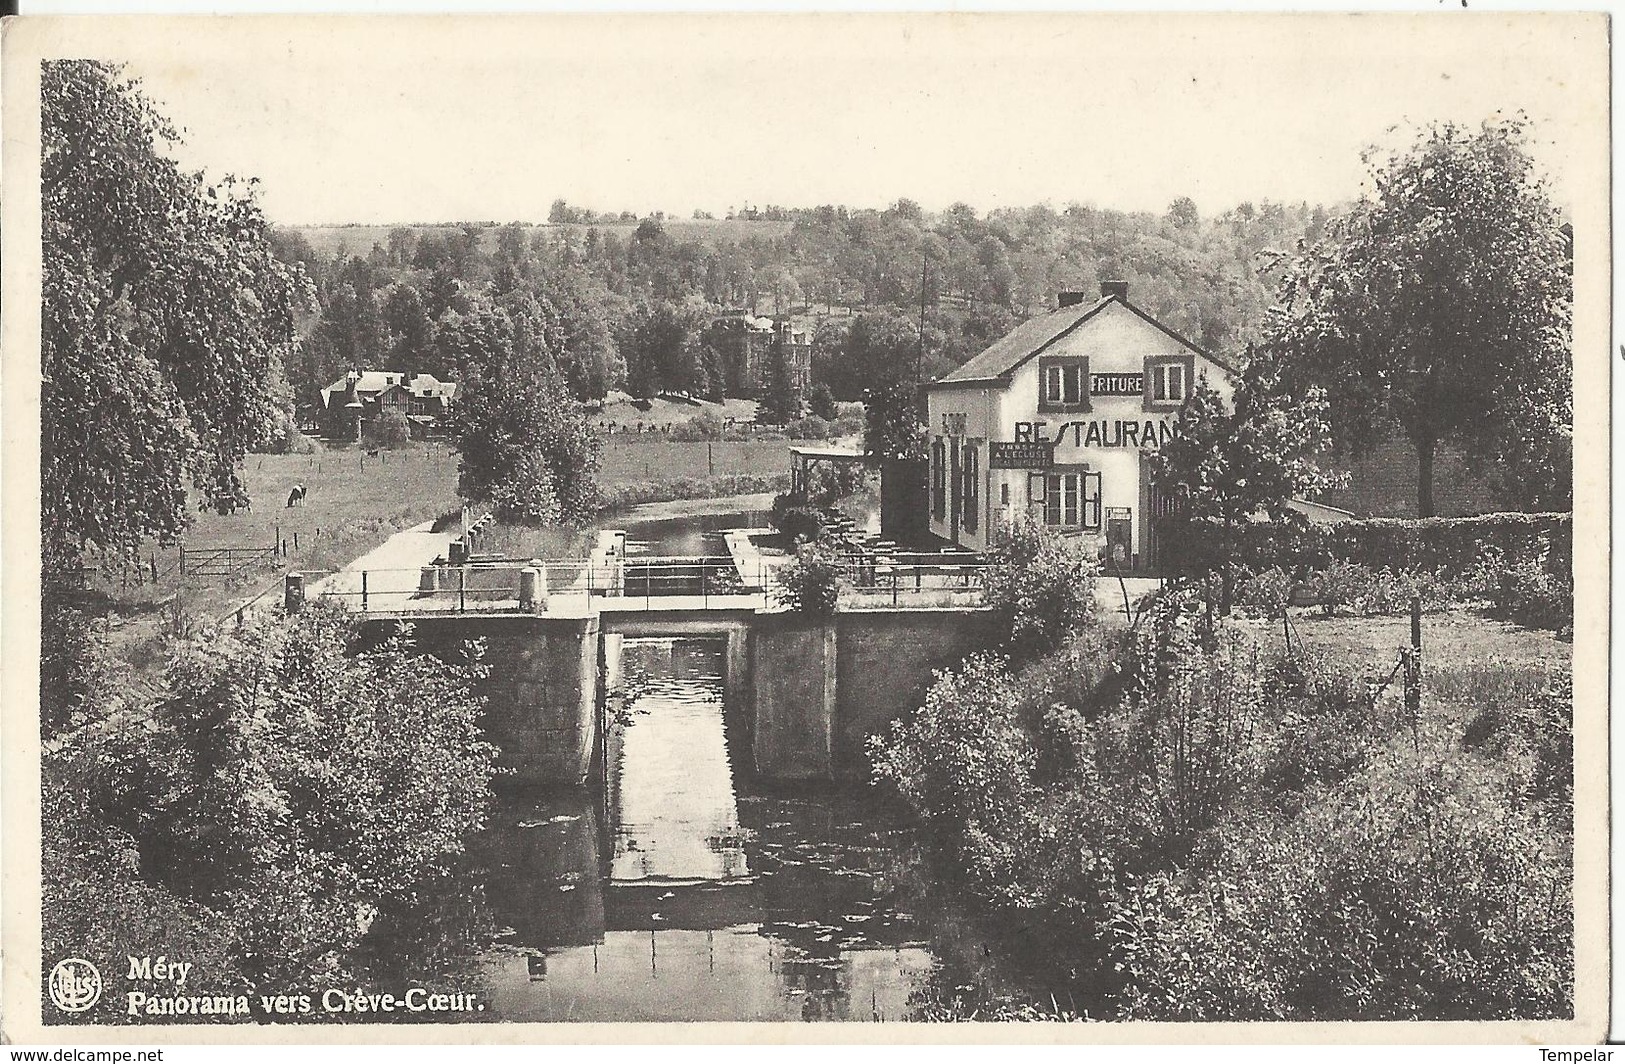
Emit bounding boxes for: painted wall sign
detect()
[1013,419,1177,450]
[1091,373,1144,397]
[990,441,1055,469]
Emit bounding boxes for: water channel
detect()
[379,499,1058,1022]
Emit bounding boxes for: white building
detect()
[924,281,1236,570]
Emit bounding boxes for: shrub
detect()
[40,597,113,739]
[1232,566,1295,616]
[1159,511,1572,581]
[45,602,501,996]
[770,490,826,542]
[667,410,726,442]
[831,410,866,438]
[785,414,832,440]
[489,446,561,525]
[979,518,1099,664]
[364,407,412,450]
[1470,542,1573,631]
[868,653,1101,914]
[1098,619,1274,853]
[772,537,843,617]
[806,383,839,421]
[1462,671,1573,813]
[805,461,870,506]
[1110,748,1573,1021]
[1229,553,1568,629]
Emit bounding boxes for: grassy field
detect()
[290,218,796,259]
[600,438,807,480]
[82,436,810,625]
[594,394,761,431]
[1263,610,1571,673]
[82,443,464,622]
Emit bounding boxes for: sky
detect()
[39,12,1609,226]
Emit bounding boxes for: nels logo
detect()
[49,958,102,1013]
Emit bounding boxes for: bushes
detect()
[489,445,562,525]
[772,537,842,617]
[770,491,825,543]
[806,382,839,421]
[1234,562,1455,619]
[43,603,502,1009]
[979,518,1099,663]
[666,410,726,441]
[785,414,832,440]
[1109,750,1573,1021]
[1228,546,1572,632]
[364,407,412,450]
[1159,511,1572,581]
[1473,544,1574,632]
[871,603,1574,1021]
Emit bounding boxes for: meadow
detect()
[81,443,465,625]
[82,435,811,630]
[599,437,803,480]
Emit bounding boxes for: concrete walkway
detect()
[304,520,457,612]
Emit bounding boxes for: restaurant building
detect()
[924,281,1236,569]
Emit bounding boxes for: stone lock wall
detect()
[751,608,996,780]
[374,614,600,788]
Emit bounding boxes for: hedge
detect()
[1157,511,1572,580]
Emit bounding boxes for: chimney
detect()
[1057,291,1088,309]
[1100,279,1129,301]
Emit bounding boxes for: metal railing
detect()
[302,552,990,615]
[180,544,280,579]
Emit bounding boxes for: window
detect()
[931,437,946,520]
[1039,357,1089,412]
[1145,357,1194,411]
[1153,362,1186,402]
[1043,472,1080,528]
[961,444,980,533]
[1038,470,1103,530]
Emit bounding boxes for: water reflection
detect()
[608,639,749,883]
[472,635,946,1021]
[619,510,770,558]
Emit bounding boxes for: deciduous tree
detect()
[1267,118,1571,516]
[41,60,311,577]
[1150,352,1342,613]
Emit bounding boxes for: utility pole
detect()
[916,253,929,385]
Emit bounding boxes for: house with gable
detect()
[924,280,1237,570]
[318,369,462,441]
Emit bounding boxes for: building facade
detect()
[318,370,461,441]
[924,281,1235,569]
[703,314,813,398]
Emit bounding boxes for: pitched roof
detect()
[931,294,1235,388]
[321,370,461,407]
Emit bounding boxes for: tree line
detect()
[273,193,1332,414]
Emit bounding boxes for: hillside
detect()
[289,218,795,258]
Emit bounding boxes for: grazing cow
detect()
[286,484,306,508]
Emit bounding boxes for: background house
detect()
[703,313,812,397]
[319,369,461,441]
